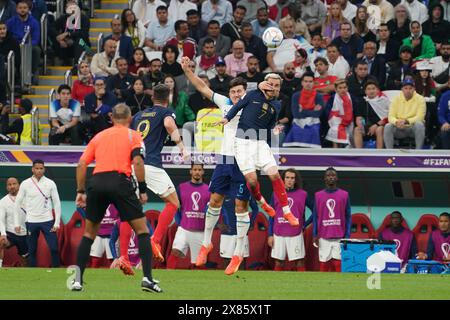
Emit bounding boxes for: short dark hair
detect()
[115,57,128,65]
[391,211,403,218]
[203,38,215,46]
[162,44,179,62]
[301,72,315,82]
[354,59,368,69]
[378,23,388,29]
[57,84,71,94]
[150,58,162,65]
[32,159,44,166]
[208,20,220,27]
[439,212,450,219]
[248,55,259,62]
[186,9,199,16]
[191,163,204,169]
[152,84,170,102]
[257,7,267,14]
[156,5,167,12]
[16,0,30,8]
[229,77,247,90]
[174,19,188,31]
[364,79,380,90]
[441,41,450,47]
[327,44,340,53]
[241,22,252,29]
[20,98,33,113]
[235,5,247,12]
[314,57,328,66]
[340,21,352,29]
[325,167,337,174]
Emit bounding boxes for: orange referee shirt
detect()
[80,125,144,176]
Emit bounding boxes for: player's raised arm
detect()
[181,57,214,101]
[164,116,190,161]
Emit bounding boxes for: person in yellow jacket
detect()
[0,99,33,145]
[383,78,426,149]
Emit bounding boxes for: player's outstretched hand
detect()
[218,118,228,126]
[139,192,148,204]
[76,193,87,209]
[273,124,284,135]
[181,57,191,71]
[181,148,191,162]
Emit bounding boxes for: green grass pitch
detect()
[1,268,449,300]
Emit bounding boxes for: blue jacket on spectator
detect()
[6,14,40,46]
[438,90,450,125]
[0,0,17,23]
[103,34,133,61]
[29,0,48,22]
[331,34,364,68]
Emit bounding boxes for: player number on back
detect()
[136,120,151,139]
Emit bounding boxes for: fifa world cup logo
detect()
[191,192,201,211]
[394,239,401,256]
[326,199,336,218]
[129,231,136,248]
[442,243,450,259]
[288,198,294,210]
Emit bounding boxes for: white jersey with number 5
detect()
[211,93,243,157]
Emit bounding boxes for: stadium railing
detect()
[97,33,103,54]
[90,0,95,18]
[31,107,40,145]
[6,51,15,113]
[128,0,135,9]
[40,14,48,75]
[20,29,32,94]
[56,0,64,19]
[64,69,73,87]
[48,88,56,123]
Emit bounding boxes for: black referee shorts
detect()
[86,172,145,223]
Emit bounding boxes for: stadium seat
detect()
[412,214,439,253]
[60,211,84,266]
[246,213,270,270]
[376,213,410,237]
[304,225,320,271]
[351,213,376,239]
[165,224,192,270]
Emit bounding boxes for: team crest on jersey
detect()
[262,103,268,111]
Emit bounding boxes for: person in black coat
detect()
[346,60,377,107]
[0,21,20,70]
[422,2,450,51]
[0,0,16,23]
[361,41,386,89]
[102,17,133,62]
[377,23,400,66]
[386,45,414,90]
[387,4,411,44]
[124,77,152,115]
[240,22,268,71]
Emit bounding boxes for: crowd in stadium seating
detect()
[1,0,450,148]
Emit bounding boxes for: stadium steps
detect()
[90,18,113,28]
[36,75,78,86]
[100,0,129,10]
[93,9,123,19]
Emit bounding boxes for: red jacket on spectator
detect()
[268,5,289,21]
[166,37,197,60]
[72,80,95,106]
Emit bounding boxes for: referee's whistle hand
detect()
[76,193,87,209]
[139,193,148,204]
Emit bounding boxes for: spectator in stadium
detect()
[144,5,175,51]
[54,1,90,65]
[417,212,450,262]
[91,39,119,78]
[422,3,449,50]
[132,0,166,28]
[198,20,231,58]
[361,0,394,24]
[353,80,389,149]
[0,177,28,268]
[72,61,94,106]
[0,0,16,23]
[240,22,267,71]
[27,0,47,22]
[386,45,414,90]
[143,58,164,95]
[83,77,118,137]
[326,44,349,80]
[401,0,428,24]
[308,34,327,70]
[224,40,251,77]
[210,57,233,96]
[331,22,363,69]
[325,79,354,147]
[103,17,133,62]
[313,57,337,105]
[387,4,411,43]
[268,169,313,271]
[379,211,417,266]
[283,73,324,148]
[362,41,387,89]
[313,167,351,272]
[170,164,210,268]
[237,56,264,92]
[431,42,450,93]
[437,85,450,149]
[221,5,246,44]
[187,75,216,117]
[89,204,119,268]
[281,62,301,99]
[168,0,197,22]
[268,0,289,21]
[322,2,348,45]
[266,17,309,73]
[0,59,5,107]
[384,78,426,149]
[442,0,450,22]
[128,47,151,77]
[236,0,266,22]
[402,21,436,61]
[186,9,207,43]
[0,22,20,70]
[337,0,357,22]
[299,0,327,34]
[49,84,82,146]
[250,7,279,38]
[121,8,146,48]
[106,57,135,102]
[285,3,311,43]
[167,20,197,62]
[293,48,311,79]
[201,0,233,26]
[161,44,183,77]
[0,99,33,145]
[352,6,377,44]
[377,23,401,66]
[163,74,195,127]
[347,60,377,106]
[195,38,219,79]
[14,159,61,267]
[124,77,152,115]
[6,0,41,85]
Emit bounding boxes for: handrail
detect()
[7,51,15,113]
[128,0,134,9]
[31,107,40,145]
[48,88,56,122]
[90,0,94,18]
[64,69,73,87]
[78,51,86,65]
[40,14,48,75]
[97,33,104,54]
[56,0,64,19]
[20,29,32,92]
[20,28,31,46]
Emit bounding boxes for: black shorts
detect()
[86,172,144,223]
[6,231,28,257]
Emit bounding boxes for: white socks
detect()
[0,259,3,268]
[234,212,250,257]
[202,206,221,247]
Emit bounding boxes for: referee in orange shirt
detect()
[72,103,162,293]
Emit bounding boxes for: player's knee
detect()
[267,168,280,178]
[235,200,248,213]
[209,193,224,208]
[171,249,185,258]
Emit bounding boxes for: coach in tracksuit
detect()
[14,159,62,267]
